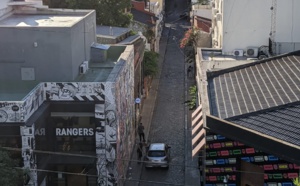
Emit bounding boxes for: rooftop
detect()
[131,8,157,27]
[201,49,300,163]
[207,51,300,119]
[227,101,300,147]
[0,7,93,27]
[0,14,83,27]
[96,25,130,38]
[0,45,126,101]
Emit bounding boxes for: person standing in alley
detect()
[138,123,145,142]
[187,65,193,78]
[137,142,143,164]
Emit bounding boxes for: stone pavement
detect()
[124,25,200,185]
[124,27,170,186]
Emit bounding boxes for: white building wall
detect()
[221,0,272,55]
[214,0,300,55]
[276,0,300,42]
[0,0,10,9]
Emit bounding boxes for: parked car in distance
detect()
[144,143,171,169]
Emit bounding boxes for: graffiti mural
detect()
[0,84,44,123]
[44,82,105,102]
[114,58,135,183]
[21,124,37,186]
[95,82,119,186]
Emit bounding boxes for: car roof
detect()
[149,143,165,151]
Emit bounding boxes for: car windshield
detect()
[148,150,166,157]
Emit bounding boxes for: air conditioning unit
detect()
[246,47,259,57]
[83,61,89,69]
[80,64,87,74]
[233,49,244,57]
[216,13,222,21]
[213,39,218,46]
[212,8,218,15]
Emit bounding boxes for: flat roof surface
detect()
[0,61,116,101]
[75,61,116,82]
[0,80,40,101]
[96,25,130,38]
[0,14,83,27]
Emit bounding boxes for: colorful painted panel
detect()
[205,132,300,186]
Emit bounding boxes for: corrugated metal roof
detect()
[226,102,300,147]
[208,51,300,119]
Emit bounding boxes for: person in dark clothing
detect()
[138,123,145,142]
[187,65,193,78]
[137,142,143,164]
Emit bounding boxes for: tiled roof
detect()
[131,8,157,27]
[208,51,300,119]
[226,102,300,147]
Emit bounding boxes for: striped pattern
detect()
[73,95,104,102]
[191,105,206,157]
[208,53,300,119]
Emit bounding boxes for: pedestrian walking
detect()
[187,65,193,78]
[138,123,145,142]
[137,142,143,164]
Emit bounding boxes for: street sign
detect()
[135,98,141,104]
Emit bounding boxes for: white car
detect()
[144,143,171,169]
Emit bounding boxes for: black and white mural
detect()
[21,124,37,186]
[95,81,118,186]
[0,84,44,123]
[45,82,105,102]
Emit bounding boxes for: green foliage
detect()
[293,177,300,186]
[0,149,23,186]
[60,0,133,27]
[188,85,197,110]
[144,29,155,43]
[143,51,159,77]
[129,30,137,36]
[196,0,209,5]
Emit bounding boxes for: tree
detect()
[143,51,159,77]
[0,149,23,186]
[65,0,133,27]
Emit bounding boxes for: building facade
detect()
[0,4,137,186]
[0,45,135,186]
[193,48,300,186]
[211,0,300,56]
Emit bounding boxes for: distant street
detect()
[138,0,194,185]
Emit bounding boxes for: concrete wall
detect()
[221,0,272,54]
[215,0,300,55]
[0,11,96,82]
[0,0,10,9]
[70,11,96,80]
[0,27,73,81]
